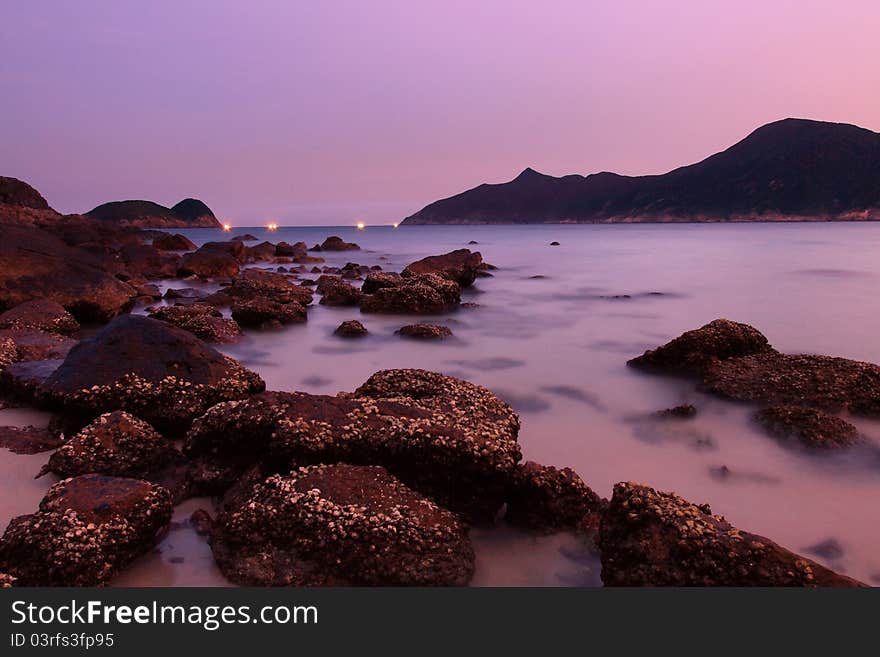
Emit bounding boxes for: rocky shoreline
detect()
[0,177,873,587]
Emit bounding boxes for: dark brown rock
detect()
[210,464,474,586]
[0,299,79,335]
[334,320,368,337]
[361,271,403,294]
[316,236,360,251]
[39,315,264,433]
[403,249,483,287]
[0,328,78,367]
[318,277,362,306]
[231,298,307,327]
[504,461,605,533]
[628,319,773,376]
[178,249,240,279]
[120,243,180,279]
[152,232,196,251]
[275,241,307,258]
[0,474,172,586]
[360,273,460,314]
[245,241,277,261]
[598,482,862,586]
[0,425,63,454]
[753,405,860,449]
[396,323,453,340]
[149,303,242,343]
[656,404,697,419]
[209,268,313,307]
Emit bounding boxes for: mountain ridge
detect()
[401,118,880,224]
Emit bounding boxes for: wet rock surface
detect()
[318,277,362,306]
[231,298,307,328]
[752,405,860,449]
[39,315,264,433]
[0,425,63,454]
[361,271,403,294]
[152,232,196,251]
[178,244,241,279]
[0,474,172,586]
[314,236,360,251]
[628,319,773,376]
[403,249,483,287]
[334,320,368,337]
[149,303,242,343]
[396,323,453,339]
[210,464,474,586]
[504,462,605,533]
[598,482,862,586]
[0,299,79,335]
[212,269,313,307]
[360,273,460,314]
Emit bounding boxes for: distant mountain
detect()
[86,198,220,228]
[402,119,880,224]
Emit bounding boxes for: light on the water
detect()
[267,222,278,231]
[392,223,399,228]
[357,222,366,230]
[222,223,232,232]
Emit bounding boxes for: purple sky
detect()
[3,1,879,225]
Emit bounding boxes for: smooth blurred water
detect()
[4,222,880,586]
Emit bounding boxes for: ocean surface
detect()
[3,222,880,586]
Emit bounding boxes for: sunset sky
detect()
[3,1,879,225]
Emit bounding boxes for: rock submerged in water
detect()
[210,268,313,307]
[360,273,460,314]
[396,323,453,340]
[313,236,360,251]
[0,474,172,586]
[0,425,63,454]
[402,249,483,287]
[504,461,605,533]
[752,405,860,449]
[178,241,243,279]
[361,271,403,294]
[655,404,697,419]
[598,482,862,586]
[334,320,368,337]
[628,319,773,376]
[231,298,307,328]
[35,315,264,434]
[317,276,362,306]
[0,299,79,335]
[40,410,182,480]
[209,463,475,586]
[149,303,242,343]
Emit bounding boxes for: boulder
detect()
[504,462,605,533]
[0,425,63,454]
[0,176,50,209]
[208,269,313,307]
[334,320,368,337]
[655,404,697,419]
[39,315,264,433]
[119,243,180,279]
[185,370,521,520]
[396,323,453,340]
[598,482,862,586]
[360,274,460,314]
[178,249,240,279]
[40,411,181,479]
[402,249,483,287]
[361,271,403,294]
[628,319,773,376]
[245,241,276,261]
[703,352,880,416]
[152,232,197,251]
[318,277,362,306]
[0,328,77,367]
[275,241,307,258]
[0,474,172,586]
[210,464,474,586]
[231,299,307,328]
[0,225,135,323]
[0,299,79,335]
[149,303,242,343]
[315,236,360,251]
[752,405,860,449]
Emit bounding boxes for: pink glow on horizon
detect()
[2,1,879,225]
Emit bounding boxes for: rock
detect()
[752,405,860,449]
[468,240,479,245]
[87,199,219,229]
[318,277,362,306]
[395,323,453,340]
[178,247,240,279]
[0,425,63,454]
[628,319,773,376]
[39,315,264,433]
[402,249,483,287]
[0,474,172,586]
[0,299,79,335]
[656,404,697,419]
[245,241,276,261]
[163,287,205,301]
[315,236,360,251]
[361,271,403,294]
[152,233,197,251]
[0,225,135,323]
[0,328,78,367]
[0,176,50,209]
[334,320,368,337]
[231,234,258,242]
[360,273,460,314]
[598,482,862,586]
[185,370,521,520]
[149,303,242,343]
[119,243,180,279]
[504,462,605,533]
[135,284,162,299]
[210,464,474,586]
[231,298,307,328]
[40,411,181,480]
[703,352,880,416]
[209,269,313,307]
[275,241,307,258]
[550,241,560,246]
[0,573,15,587]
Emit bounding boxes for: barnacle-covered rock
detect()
[360,273,460,314]
[598,482,862,586]
[0,328,77,370]
[504,461,605,533]
[752,405,860,449]
[334,320,368,337]
[231,298,307,328]
[396,323,453,340]
[40,411,182,480]
[361,271,403,294]
[628,319,773,376]
[208,269,313,307]
[39,315,264,433]
[317,276,362,306]
[0,299,79,335]
[149,303,242,343]
[185,370,521,520]
[402,249,483,287]
[210,464,474,586]
[0,474,172,586]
